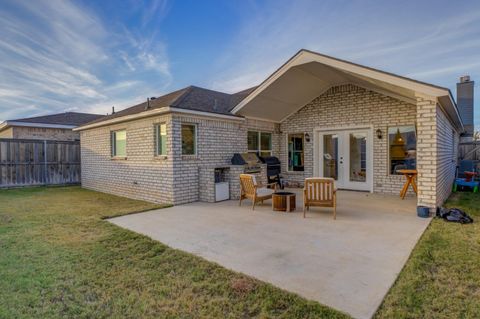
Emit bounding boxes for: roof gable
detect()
[231,49,462,129]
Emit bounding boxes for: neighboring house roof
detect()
[75,48,464,131]
[0,112,104,131]
[11,112,104,126]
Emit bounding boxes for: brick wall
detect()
[80,114,175,204]
[415,96,437,208]
[170,115,275,204]
[279,84,417,195]
[80,84,459,207]
[436,105,460,206]
[80,113,274,205]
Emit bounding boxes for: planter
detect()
[417,206,430,218]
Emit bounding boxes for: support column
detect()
[415,95,437,209]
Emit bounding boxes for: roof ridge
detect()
[169,86,194,107]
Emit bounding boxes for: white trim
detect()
[387,124,417,176]
[74,106,244,131]
[181,123,198,156]
[154,122,168,156]
[0,121,77,130]
[170,107,245,121]
[111,129,127,158]
[232,50,451,115]
[285,132,305,172]
[247,130,273,155]
[230,50,462,128]
[314,125,374,192]
[314,124,374,132]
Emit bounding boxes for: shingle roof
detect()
[12,112,104,126]
[84,85,258,127]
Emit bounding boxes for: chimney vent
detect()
[460,75,471,83]
[145,98,150,111]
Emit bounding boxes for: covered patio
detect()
[109,190,430,319]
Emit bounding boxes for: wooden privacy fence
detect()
[0,138,81,187]
[459,142,480,161]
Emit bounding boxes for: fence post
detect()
[44,140,47,185]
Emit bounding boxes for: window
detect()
[288,133,304,171]
[111,130,126,157]
[181,124,196,155]
[155,123,167,156]
[247,131,272,157]
[388,126,416,174]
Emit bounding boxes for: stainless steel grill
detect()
[231,153,262,173]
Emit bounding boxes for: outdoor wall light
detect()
[376,129,383,139]
[305,133,311,142]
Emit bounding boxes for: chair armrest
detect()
[266,182,277,189]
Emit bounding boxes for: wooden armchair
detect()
[303,178,337,219]
[239,174,277,210]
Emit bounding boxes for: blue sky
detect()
[0,0,479,129]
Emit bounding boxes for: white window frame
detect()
[387,125,417,175]
[286,133,305,172]
[181,123,197,156]
[247,131,272,156]
[155,123,167,156]
[111,129,127,158]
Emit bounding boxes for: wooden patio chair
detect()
[303,178,337,219]
[239,174,277,210]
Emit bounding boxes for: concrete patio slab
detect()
[109,190,430,319]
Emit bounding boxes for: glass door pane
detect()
[323,134,338,180]
[349,132,367,182]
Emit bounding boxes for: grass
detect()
[376,192,480,318]
[0,186,346,319]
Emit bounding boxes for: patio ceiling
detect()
[232,49,462,128]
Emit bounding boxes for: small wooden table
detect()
[397,169,418,199]
[272,192,296,212]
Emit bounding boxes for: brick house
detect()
[0,112,104,141]
[76,50,465,210]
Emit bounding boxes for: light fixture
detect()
[305,133,311,142]
[376,129,383,139]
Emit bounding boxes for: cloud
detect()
[210,0,480,93]
[0,0,172,122]
[209,0,480,130]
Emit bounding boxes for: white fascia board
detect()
[169,107,245,121]
[74,107,244,131]
[231,50,451,115]
[4,121,77,129]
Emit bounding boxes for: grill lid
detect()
[231,153,262,166]
[260,156,281,165]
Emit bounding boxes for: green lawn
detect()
[0,186,346,319]
[1,186,479,318]
[376,192,480,318]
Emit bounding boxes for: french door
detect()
[317,128,373,191]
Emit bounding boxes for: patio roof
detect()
[231,49,463,129]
